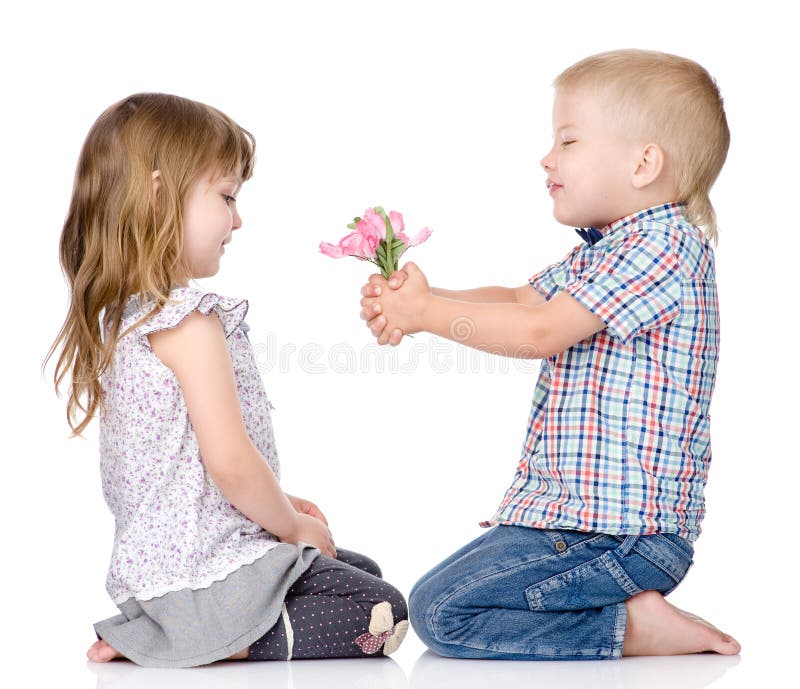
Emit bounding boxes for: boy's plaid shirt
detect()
[481,203,719,542]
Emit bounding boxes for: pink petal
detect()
[388,211,405,235]
[343,231,381,258]
[361,207,387,240]
[319,241,345,258]
[408,226,432,246]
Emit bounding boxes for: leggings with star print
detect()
[246,549,408,660]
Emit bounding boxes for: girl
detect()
[44,93,408,668]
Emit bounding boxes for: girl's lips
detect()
[548,183,562,196]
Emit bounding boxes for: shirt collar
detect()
[574,202,687,246]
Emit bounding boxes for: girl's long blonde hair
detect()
[43,93,255,438]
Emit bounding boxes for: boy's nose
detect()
[232,208,243,230]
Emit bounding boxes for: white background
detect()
[2,1,796,687]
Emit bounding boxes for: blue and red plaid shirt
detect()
[481,203,719,542]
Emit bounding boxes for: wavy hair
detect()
[43,93,255,437]
[554,49,729,245]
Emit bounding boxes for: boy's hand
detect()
[360,269,410,345]
[360,262,431,345]
[286,493,329,525]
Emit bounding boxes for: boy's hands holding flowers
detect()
[360,262,431,345]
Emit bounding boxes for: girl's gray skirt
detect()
[93,543,319,668]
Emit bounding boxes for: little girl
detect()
[45,93,408,667]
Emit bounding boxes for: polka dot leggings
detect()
[247,549,409,660]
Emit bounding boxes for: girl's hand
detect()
[285,513,337,558]
[360,262,431,345]
[286,494,329,525]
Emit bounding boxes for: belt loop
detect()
[616,535,639,557]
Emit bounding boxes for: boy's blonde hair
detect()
[554,49,729,244]
[44,93,255,437]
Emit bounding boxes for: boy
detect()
[359,49,740,659]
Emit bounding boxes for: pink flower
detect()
[356,207,388,242]
[319,241,345,258]
[320,206,432,279]
[407,226,431,247]
[388,211,404,234]
[340,230,379,258]
[319,230,378,259]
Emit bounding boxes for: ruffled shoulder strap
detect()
[123,286,248,350]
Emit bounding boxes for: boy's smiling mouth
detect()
[546,179,563,195]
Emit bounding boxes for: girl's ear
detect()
[151,170,161,211]
[631,143,665,189]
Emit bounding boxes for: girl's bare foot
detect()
[86,639,250,662]
[87,639,123,662]
[623,590,741,656]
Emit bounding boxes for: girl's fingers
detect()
[388,328,404,346]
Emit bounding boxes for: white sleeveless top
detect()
[99,286,281,604]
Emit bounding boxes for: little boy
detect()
[359,49,740,659]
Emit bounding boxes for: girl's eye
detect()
[223,195,237,205]
[561,140,576,147]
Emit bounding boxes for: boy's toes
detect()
[708,631,741,655]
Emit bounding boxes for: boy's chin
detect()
[554,210,591,229]
[554,209,613,230]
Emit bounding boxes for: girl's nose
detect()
[540,147,555,171]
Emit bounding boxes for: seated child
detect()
[359,49,740,659]
[46,93,408,667]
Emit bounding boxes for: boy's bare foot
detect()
[86,639,250,662]
[623,590,741,656]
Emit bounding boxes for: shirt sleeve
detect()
[134,289,249,352]
[529,246,579,300]
[563,230,682,345]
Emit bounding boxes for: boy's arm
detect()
[431,284,547,307]
[361,274,547,344]
[422,290,606,358]
[364,262,605,358]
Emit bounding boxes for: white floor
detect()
[30,626,784,689]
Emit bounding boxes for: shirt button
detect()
[555,540,567,553]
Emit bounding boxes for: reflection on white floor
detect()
[87,648,741,689]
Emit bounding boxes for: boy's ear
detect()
[631,144,665,189]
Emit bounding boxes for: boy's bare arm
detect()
[364,262,605,357]
[431,284,547,307]
[421,291,605,358]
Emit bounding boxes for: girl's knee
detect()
[375,580,408,622]
[337,549,383,578]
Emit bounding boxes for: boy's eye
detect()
[223,194,237,205]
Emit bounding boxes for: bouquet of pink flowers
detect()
[320,206,431,279]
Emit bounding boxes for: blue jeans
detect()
[409,525,694,660]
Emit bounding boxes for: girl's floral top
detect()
[99,286,281,604]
